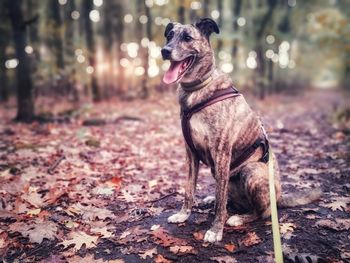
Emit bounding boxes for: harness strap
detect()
[181,86,269,169]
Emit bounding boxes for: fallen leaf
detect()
[107,176,123,188]
[210,255,237,263]
[139,247,157,259]
[224,243,237,252]
[26,208,41,216]
[154,254,172,263]
[152,227,188,247]
[315,218,350,231]
[0,237,7,249]
[169,245,196,254]
[68,203,114,221]
[323,200,348,211]
[9,218,58,243]
[193,231,204,241]
[239,232,261,247]
[61,231,99,251]
[280,222,296,240]
[90,226,114,238]
[151,224,160,231]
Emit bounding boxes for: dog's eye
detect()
[166,31,174,41]
[183,35,193,42]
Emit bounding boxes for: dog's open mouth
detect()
[163,56,195,84]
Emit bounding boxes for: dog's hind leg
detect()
[168,148,199,223]
[226,161,281,226]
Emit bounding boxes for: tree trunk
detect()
[64,0,77,98]
[7,0,35,121]
[255,0,277,99]
[232,0,242,69]
[0,44,9,102]
[203,0,209,17]
[0,1,10,102]
[49,0,65,71]
[113,1,126,96]
[137,0,148,98]
[216,0,223,53]
[178,0,185,24]
[82,0,101,101]
[102,0,114,98]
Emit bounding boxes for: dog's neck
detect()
[180,68,215,92]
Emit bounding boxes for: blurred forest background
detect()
[0,0,349,121]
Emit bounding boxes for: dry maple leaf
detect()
[224,243,237,252]
[152,227,188,247]
[139,247,157,259]
[61,231,99,251]
[210,255,237,263]
[90,226,114,238]
[280,222,296,240]
[68,203,114,221]
[169,245,196,255]
[154,254,172,263]
[21,191,45,208]
[9,218,58,243]
[323,200,348,211]
[280,223,296,234]
[315,218,350,231]
[239,232,262,247]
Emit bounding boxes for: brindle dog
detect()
[161,18,320,243]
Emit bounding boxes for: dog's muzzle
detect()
[161,47,172,60]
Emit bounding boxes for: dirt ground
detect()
[0,88,349,263]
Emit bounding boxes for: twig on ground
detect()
[48,155,65,174]
[147,192,178,204]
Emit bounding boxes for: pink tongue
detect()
[163,61,184,84]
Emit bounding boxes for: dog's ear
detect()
[194,18,220,39]
[164,22,174,37]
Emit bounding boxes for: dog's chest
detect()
[189,114,210,151]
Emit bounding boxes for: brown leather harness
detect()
[181,86,269,169]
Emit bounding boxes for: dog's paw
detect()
[226,215,244,226]
[202,195,215,204]
[167,211,190,223]
[204,229,223,243]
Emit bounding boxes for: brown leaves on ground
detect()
[0,90,349,262]
[139,247,157,259]
[9,218,58,243]
[239,232,262,247]
[169,245,197,255]
[61,231,99,251]
[315,218,350,231]
[224,243,237,252]
[152,227,188,247]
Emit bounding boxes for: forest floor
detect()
[0,88,349,263]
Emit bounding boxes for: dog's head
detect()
[161,18,219,84]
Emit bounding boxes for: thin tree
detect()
[232,0,242,70]
[7,0,38,121]
[216,0,223,53]
[137,0,149,98]
[82,0,101,101]
[49,0,65,71]
[113,1,126,96]
[0,1,10,102]
[255,0,277,99]
[178,0,185,24]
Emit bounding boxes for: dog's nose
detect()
[161,48,172,60]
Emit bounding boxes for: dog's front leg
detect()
[204,146,231,243]
[168,148,199,223]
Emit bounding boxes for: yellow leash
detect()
[268,148,284,263]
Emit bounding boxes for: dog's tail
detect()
[278,188,322,208]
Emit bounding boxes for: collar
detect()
[180,68,215,92]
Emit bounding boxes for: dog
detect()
[161,18,320,243]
